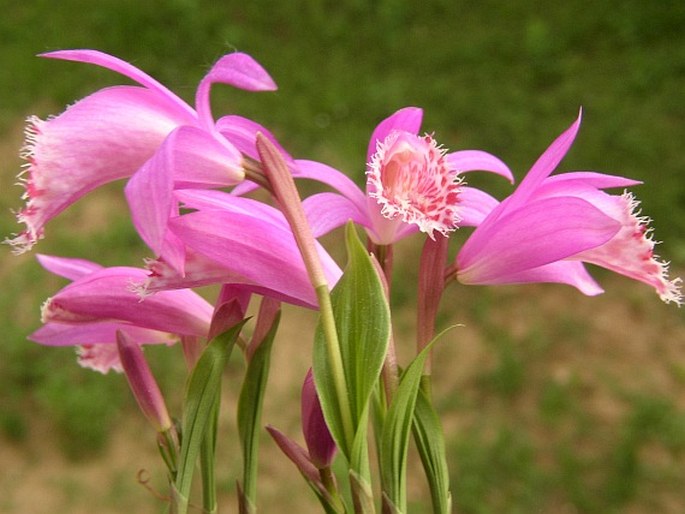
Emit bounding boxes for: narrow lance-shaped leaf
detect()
[172,320,247,514]
[313,222,391,458]
[412,382,452,514]
[379,332,447,514]
[237,311,281,513]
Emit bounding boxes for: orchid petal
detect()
[42,267,213,336]
[204,52,277,92]
[217,115,293,163]
[294,159,368,213]
[36,254,103,280]
[542,171,641,190]
[303,192,370,237]
[30,321,174,347]
[446,150,514,183]
[125,146,174,256]
[195,53,276,128]
[457,196,621,284]
[7,86,193,253]
[169,210,341,307]
[165,126,244,189]
[473,260,605,296]
[41,49,195,118]
[366,107,423,162]
[174,189,286,225]
[512,109,583,206]
[457,186,501,227]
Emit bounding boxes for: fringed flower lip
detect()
[297,107,513,246]
[5,49,277,255]
[366,130,463,240]
[29,254,213,373]
[455,110,682,306]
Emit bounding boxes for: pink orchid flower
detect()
[456,111,682,305]
[139,189,342,308]
[298,107,513,244]
[7,49,277,256]
[29,254,214,372]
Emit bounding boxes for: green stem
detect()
[316,284,355,449]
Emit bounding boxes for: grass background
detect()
[1,1,684,512]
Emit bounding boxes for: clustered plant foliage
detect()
[5,49,681,514]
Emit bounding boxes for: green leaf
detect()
[413,382,452,514]
[313,222,391,458]
[173,320,247,514]
[237,311,280,510]
[379,342,436,514]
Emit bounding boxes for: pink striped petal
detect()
[7,86,193,253]
[303,192,370,237]
[457,196,620,284]
[366,107,423,163]
[195,53,276,128]
[166,126,244,188]
[511,110,583,208]
[446,150,514,183]
[463,260,604,296]
[217,115,293,163]
[36,254,103,280]
[293,160,368,213]
[169,210,341,307]
[42,267,213,336]
[30,321,174,347]
[457,187,500,227]
[41,49,196,118]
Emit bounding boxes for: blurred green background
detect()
[1,1,684,513]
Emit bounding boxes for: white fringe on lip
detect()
[4,115,49,254]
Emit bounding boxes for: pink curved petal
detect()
[168,210,341,307]
[511,109,583,207]
[204,52,277,92]
[217,115,293,163]
[542,171,641,190]
[165,126,244,189]
[125,147,174,256]
[196,53,276,128]
[303,192,370,237]
[457,186,501,227]
[466,260,605,296]
[446,150,514,183]
[366,107,423,162]
[42,267,213,336]
[41,49,196,118]
[457,196,620,284]
[30,321,174,347]
[7,86,193,253]
[36,254,103,280]
[174,189,286,225]
[294,159,367,213]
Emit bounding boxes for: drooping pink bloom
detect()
[456,111,682,305]
[30,254,214,372]
[138,189,342,308]
[299,107,513,244]
[6,49,277,255]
